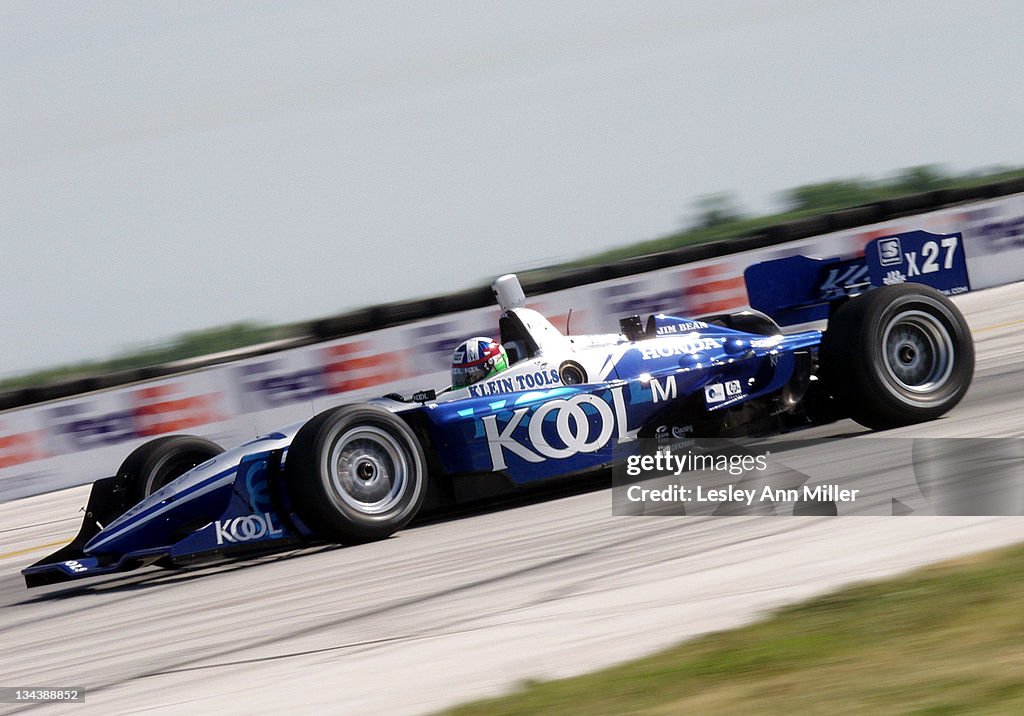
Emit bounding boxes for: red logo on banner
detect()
[680,264,748,315]
[132,384,224,436]
[0,430,46,469]
[322,340,407,393]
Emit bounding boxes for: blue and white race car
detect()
[24,230,974,587]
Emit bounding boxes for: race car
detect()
[23,229,974,587]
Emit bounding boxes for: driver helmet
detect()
[451,337,509,388]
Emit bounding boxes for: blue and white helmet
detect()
[451,337,509,388]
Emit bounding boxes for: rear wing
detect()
[744,230,970,325]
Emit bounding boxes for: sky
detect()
[2,1,1022,379]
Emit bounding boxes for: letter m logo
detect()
[651,376,677,404]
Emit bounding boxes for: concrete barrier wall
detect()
[2,193,1022,500]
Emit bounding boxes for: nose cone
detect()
[83,430,297,555]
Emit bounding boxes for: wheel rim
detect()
[328,426,409,514]
[881,309,955,395]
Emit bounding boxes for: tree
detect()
[783,179,877,212]
[893,165,948,193]
[693,193,744,228]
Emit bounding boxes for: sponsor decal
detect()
[882,269,907,285]
[213,512,284,545]
[749,336,783,349]
[818,265,871,298]
[640,338,722,360]
[704,383,725,403]
[655,423,693,444]
[671,425,692,438]
[705,380,745,407]
[468,369,561,397]
[654,320,709,335]
[482,387,630,470]
[877,237,902,266]
[650,376,677,404]
[243,460,273,514]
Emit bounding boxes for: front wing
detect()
[23,451,304,588]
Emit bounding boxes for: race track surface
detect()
[1,284,1022,715]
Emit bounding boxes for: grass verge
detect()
[443,544,1024,715]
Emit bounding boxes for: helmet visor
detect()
[452,363,490,388]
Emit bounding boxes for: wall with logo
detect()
[3,193,1023,500]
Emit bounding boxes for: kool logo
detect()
[482,387,631,470]
[214,512,284,545]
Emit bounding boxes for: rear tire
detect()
[117,435,224,504]
[285,404,427,543]
[821,284,974,429]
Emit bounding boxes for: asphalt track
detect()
[0,284,1022,715]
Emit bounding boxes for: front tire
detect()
[285,404,427,542]
[821,284,974,429]
[117,435,224,504]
